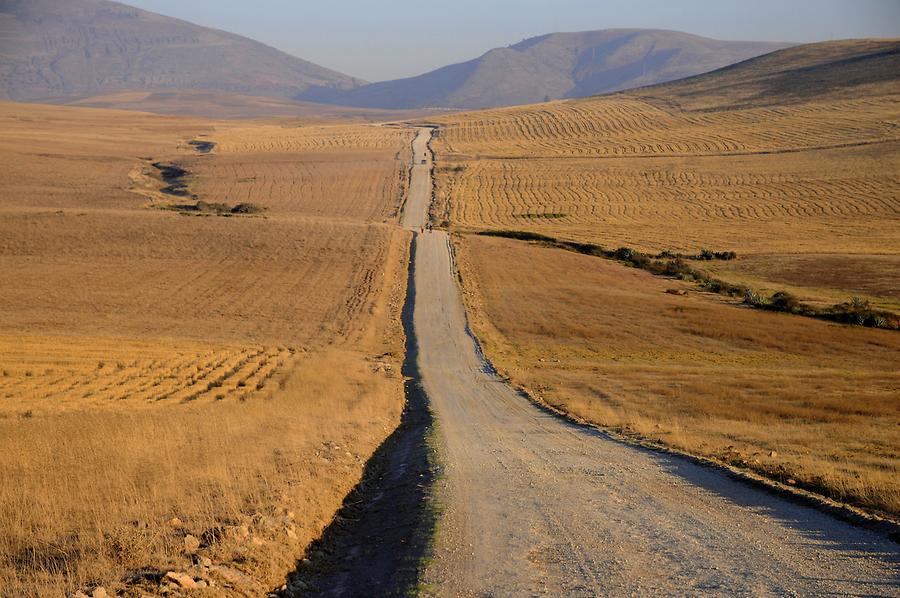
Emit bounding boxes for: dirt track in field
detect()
[404,128,899,596]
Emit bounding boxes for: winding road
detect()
[402,128,899,596]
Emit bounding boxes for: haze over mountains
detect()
[0,0,361,102]
[300,30,792,109]
[1,1,793,110]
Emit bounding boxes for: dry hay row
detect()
[435,100,681,152]
[445,120,895,158]
[682,96,900,128]
[194,157,407,220]
[1,346,293,414]
[98,350,232,404]
[444,161,900,230]
[436,96,900,157]
[445,99,674,145]
[174,347,292,404]
[214,125,413,154]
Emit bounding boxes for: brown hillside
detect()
[0,0,361,102]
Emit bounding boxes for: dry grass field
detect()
[430,41,900,308]
[456,235,900,515]
[189,123,412,221]
[0,101,413,595]
[0,334,290,416]
[431,41,900,516]
[434,143,898,255]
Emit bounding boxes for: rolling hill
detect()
[299,29,791,109]
[634,38,900,109]
[0,0,362,102]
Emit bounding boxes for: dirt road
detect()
[400,127,433,230]
[403,128,899,595]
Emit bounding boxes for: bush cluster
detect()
[170,201,266,216]
[477,230,898,330]
[697,249,738,261]
[746,291,898,329]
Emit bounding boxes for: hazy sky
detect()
[124,0,900,81]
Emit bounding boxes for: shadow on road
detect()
[278,235,437,597]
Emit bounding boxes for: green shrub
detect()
[478,230,556,243]
[743,290,765,307]
[231,202,265,214]
[770,291,801,312]
[614,247,635,261]
[694,249,737,261]
[662,259,692,277]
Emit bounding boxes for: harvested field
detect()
[0,210,403,345]
[456,234,900,516]
[436,145,900,255]
[0,102,412,595]
[0,334,291,416]
[189,124,413,221]
[430,42,900,304]
[433,95,899,159]
[0,102,211,211]
[55,89,433,121]
[0,348,403,596]
[701,253,900,313]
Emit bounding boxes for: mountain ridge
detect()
[0,0,362,102]
[299,29,792,109]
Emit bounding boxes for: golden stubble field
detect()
[431,41,900,516]
[0,101,414,594]
[430,41,900,310]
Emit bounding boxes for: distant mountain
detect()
[299,29,792,110]
[0,0,362,102]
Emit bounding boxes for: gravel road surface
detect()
[405,128,899,596]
